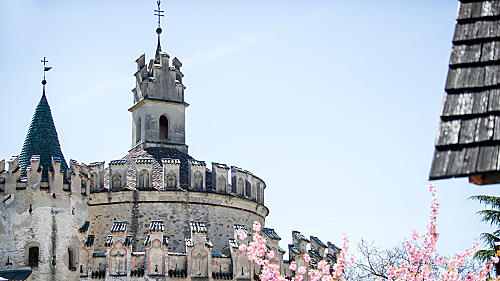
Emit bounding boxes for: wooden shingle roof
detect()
[430,0,500,184]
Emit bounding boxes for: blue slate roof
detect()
[0,269,32,280]
[19,92,67,179]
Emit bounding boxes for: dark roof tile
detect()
[19,93,68,180]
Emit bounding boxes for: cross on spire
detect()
[41,56,52,86]
[154,0,165,48]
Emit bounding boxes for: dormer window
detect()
[159,115,168,139]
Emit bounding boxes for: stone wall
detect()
[0,157,89,281]
[88,190,268,254]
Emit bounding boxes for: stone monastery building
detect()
[0,4,341,281]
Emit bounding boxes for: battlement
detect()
[0,155,90,197]
[76,220,341,280]
[87,152,267,205]
[132,52,185,105]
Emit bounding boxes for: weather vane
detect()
[41,56,52,86]
[154,0,164,40]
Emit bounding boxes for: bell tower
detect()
[129,0,188,153]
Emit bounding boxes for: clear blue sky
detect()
[1,0,499,257]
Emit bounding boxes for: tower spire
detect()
[154,0,164,55]
[19,57,67,179]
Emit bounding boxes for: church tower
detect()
[129,2,188,153]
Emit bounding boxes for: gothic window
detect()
[245,180,251,198]
[159,115,168,140]
[90,172,98,191]
[257,183,262,202]
[138,169,149,188]
[167,171,177,188]
[112,172,122,189]
[28,246,39,267]
[110,242,127,276]
[217,175,226,192]
[191,242,208,277]
[193,170,203,189]
[238,178,244,195]
[147,240,165,275]
[136,116,142,144]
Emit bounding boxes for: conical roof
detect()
[19,91,68,179]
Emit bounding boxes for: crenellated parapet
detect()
[188,160,206,191]
[132,51,185,105]
[88,161,105,192]
[212,162,229,193]
[78,218,344,281]
[88,150,267,205]
[0,155,90,197]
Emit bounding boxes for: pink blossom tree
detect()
[239,184,500,281]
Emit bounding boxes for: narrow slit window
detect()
[159,115,168,139]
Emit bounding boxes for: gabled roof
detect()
[430,1,500,184]
[310,236,327,248]
[262,228,281,240]
[19,92,67,179]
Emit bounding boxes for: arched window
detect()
[217,175,226,192]
[159,115,168,140]
[68,247,77,270]
[167,171,177,188]
[245,180,251,197]
[238,178,244,195]
[193,171,203,189]
[112,172,122,189]
[28,246,39,267]
[138,169,149,188]
[136,117,142,144]
[90,172,98,191]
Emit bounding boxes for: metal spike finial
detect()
[41,57,52,86]
[154,0,165,47]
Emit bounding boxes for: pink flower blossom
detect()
[238,229,247,240]
[239,244,247,251]
[267,251,275,260]
[298,266,306,275]
[303,253,311,263]
[253,221,262,232]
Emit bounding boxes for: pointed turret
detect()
[19,88,68,180]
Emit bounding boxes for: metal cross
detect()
[154,0,164,29]
[41,56,52,81]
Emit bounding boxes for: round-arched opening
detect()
[159,115,168,140]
